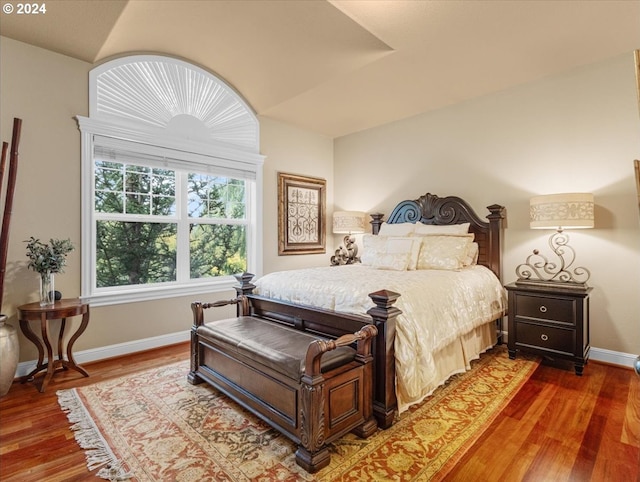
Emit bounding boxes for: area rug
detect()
[57,346,538,481]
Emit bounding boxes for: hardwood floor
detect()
[0,345,638,481]
[445,358,640,481]
[0,342,191,482]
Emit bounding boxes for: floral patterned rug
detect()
[57,345,539,481]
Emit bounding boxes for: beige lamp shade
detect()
[530,193,594,229]
[333,211,367,234]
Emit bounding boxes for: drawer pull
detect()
[539,306,547,313]
[541,334,549,341]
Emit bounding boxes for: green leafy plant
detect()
[25,237,74,274]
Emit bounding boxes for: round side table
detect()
[18,298,90,392]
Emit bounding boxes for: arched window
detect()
[77,55,264,306]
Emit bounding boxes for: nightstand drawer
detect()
[514,294,575,324]
[515,322,575,355]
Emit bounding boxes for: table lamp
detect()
[330,211,366,265]
[516,193,594,288]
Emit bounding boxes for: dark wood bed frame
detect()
[236,193,505,429]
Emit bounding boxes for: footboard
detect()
[234,273,402,429]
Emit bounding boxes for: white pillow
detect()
[361,235,386,266]
[413,222,470,235]
[361,235,419,271]
[463,242,479,267]
[406,237,422,270]
[378,222,415,236]
[417,234,474,270]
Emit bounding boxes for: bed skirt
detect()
[397,322,497,413]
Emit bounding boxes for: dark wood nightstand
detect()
[505,282,591,375]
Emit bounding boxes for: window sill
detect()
[82,277,240,307]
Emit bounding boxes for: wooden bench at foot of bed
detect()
[233,274,403,430]
[188,296,379,473]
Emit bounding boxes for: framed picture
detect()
[278,172,326,255]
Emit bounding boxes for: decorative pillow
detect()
[413,222,470,235]
[417,234,474,270]
[378,222,415,236]
[405,236,422,270]
[463,242,479,267]
[361,235,387,266]
[361,235,419,271]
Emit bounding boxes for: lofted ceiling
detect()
[1,0,639,138]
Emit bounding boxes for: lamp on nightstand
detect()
[516,193,594,288]
[330,211,366,266]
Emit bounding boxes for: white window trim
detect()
[77,55,264,307]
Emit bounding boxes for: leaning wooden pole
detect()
[0,118,22,313]
[0,142,7,190]
[0,142,8,313]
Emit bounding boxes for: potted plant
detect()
[25,237,74,306]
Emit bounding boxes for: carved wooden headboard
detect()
[370,193,506,281]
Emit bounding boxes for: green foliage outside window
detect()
[189,224,246,279]
[94,159,247,288]
[96,221,177,287]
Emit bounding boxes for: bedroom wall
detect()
[258,116,335,274]
[0,37,335,364]
[334,53,640,359]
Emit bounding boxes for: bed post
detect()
[370,213,384,235]
[486,204,505,282]
[486,204,506,344]
[234,272,256,316]
[187,301,205,385]
[367,289,401,429]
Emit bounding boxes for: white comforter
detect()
[253,264,506,412]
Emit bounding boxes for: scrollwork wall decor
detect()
[278,172,326,255]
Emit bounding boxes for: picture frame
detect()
[278,172,326,255]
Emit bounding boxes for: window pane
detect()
[95,163,124,191]
[125,167,150,215]
[125,169,150,191]
[148,168,176,216]
[96,221,177,287]
[95,162,124,213]
[188,174,245,219]
[95,160,177,216]
[152,195,176,216]
[95,191,123,213]
[190,224,246,278]
[152,170,175,195]
[126,193,151,214]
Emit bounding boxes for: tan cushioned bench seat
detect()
[198,316,356,380]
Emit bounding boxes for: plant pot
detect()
[0,314,19,397]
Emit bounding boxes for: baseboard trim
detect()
[15,332,637,378]
[589,347,638,369]
[15,330,190,378]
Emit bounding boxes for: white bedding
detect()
[253,264,507,412]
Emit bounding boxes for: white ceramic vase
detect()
[0,314,19,396]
